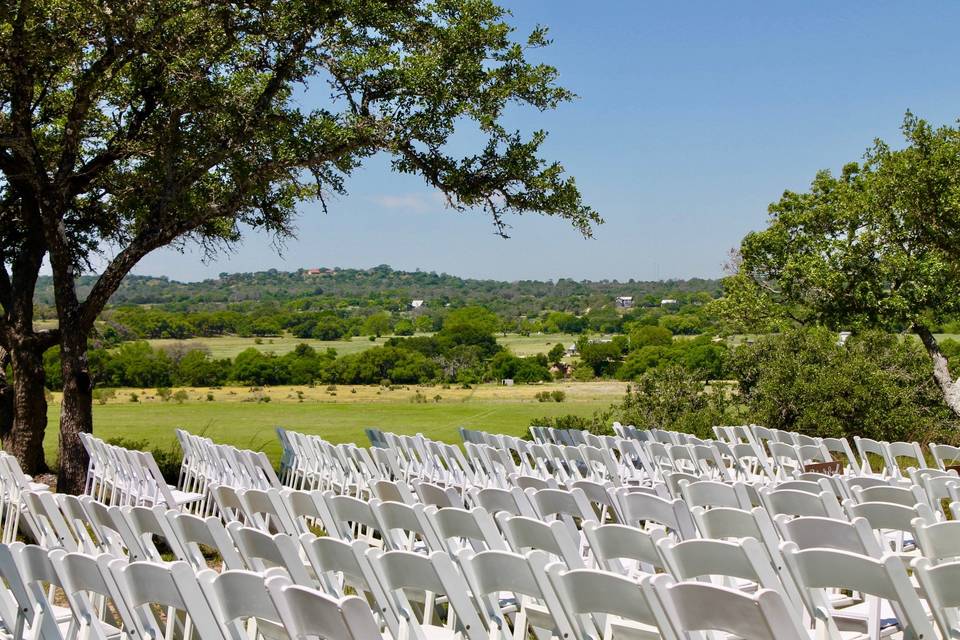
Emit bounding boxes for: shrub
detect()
[728,327,957,444]
[172,389,189,404]
[93,388,116,405]
[613,365,733,439]
[156,387,172,401]
[535,390,565,403]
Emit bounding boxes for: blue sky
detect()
[131,1,960,282]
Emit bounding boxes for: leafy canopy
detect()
[0,0,600,331]
[720,114,960,333]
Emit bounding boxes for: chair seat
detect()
[166,488,205,507]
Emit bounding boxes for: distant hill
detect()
[35,265,723,315]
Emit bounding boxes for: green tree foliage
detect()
[578,340,626,377]
[333,347,437,385]
[487,352,551,383]
[105,342,173,388]
[721,114,960,419]
[628,325,673,349]
[728,328,957,443]
[1,0,602,491]
[613,366,732,439]
[361,312,393,338]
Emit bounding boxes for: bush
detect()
[528,411,612,436]
[614,365,732,439]
[156,387,172,401]
[535,390,566,403]
[172,389,189,404]
[93,388,116,405]
[728,327,958,444]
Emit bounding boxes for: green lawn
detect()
[42,393,610,466]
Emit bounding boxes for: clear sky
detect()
[130,1,960,283]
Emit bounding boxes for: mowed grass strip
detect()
[42,381,623,466]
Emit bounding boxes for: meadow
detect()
[145,332,584,359]
[41,381,626,465]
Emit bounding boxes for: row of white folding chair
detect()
[278,428,479,494]
[0,452,48,544]
[692,504,937,639]
[176,429,281,504]
[44,491,954,640]
[79,433,203,509]
[238,510,952,638]
[41,484,956,640]
[232,507,803,640]
[0,541,382,640]
[713,425,865,476]
[853,436,926,478]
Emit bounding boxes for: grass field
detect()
[145,332,583,359]
[41,381,625,466]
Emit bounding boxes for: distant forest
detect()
[35,265,723,316]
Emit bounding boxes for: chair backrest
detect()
[656,537,788,604]
[108,558,225,640]
[413,481,465,509]
[912,518,960,563]
[197,568,286,639]
[851,484,925,508]
[265,573,384,640]
[49,548,137,640]
[0,543,61,640]
[472,486,535,518]
[774,515,883,557]
[821,437,862,474]
[780,543,936,640]
[854,436,894,476]
[845,500,933,539]
[912,558,960,640]
[165,510,245,571]
[930,442,960,471]
[365,549,487,640]
[581,520,665,574]
[322,492,383,541]
[884,441,925,474]
[422,505,508,554]
[495,513,584,569]
[614,489,697,539]
[546,564,674,640]
[457,549,577,639]
[371,500,441,551]
[225,522,312,584]
[648,574,808,640]
[758,487,845,520]
[679,480,752,510]
[299,534,401,638]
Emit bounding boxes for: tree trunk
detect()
[0,349,12,447]
[56,329,92,495]
[913,322,960,419]
[2,346,49,474]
